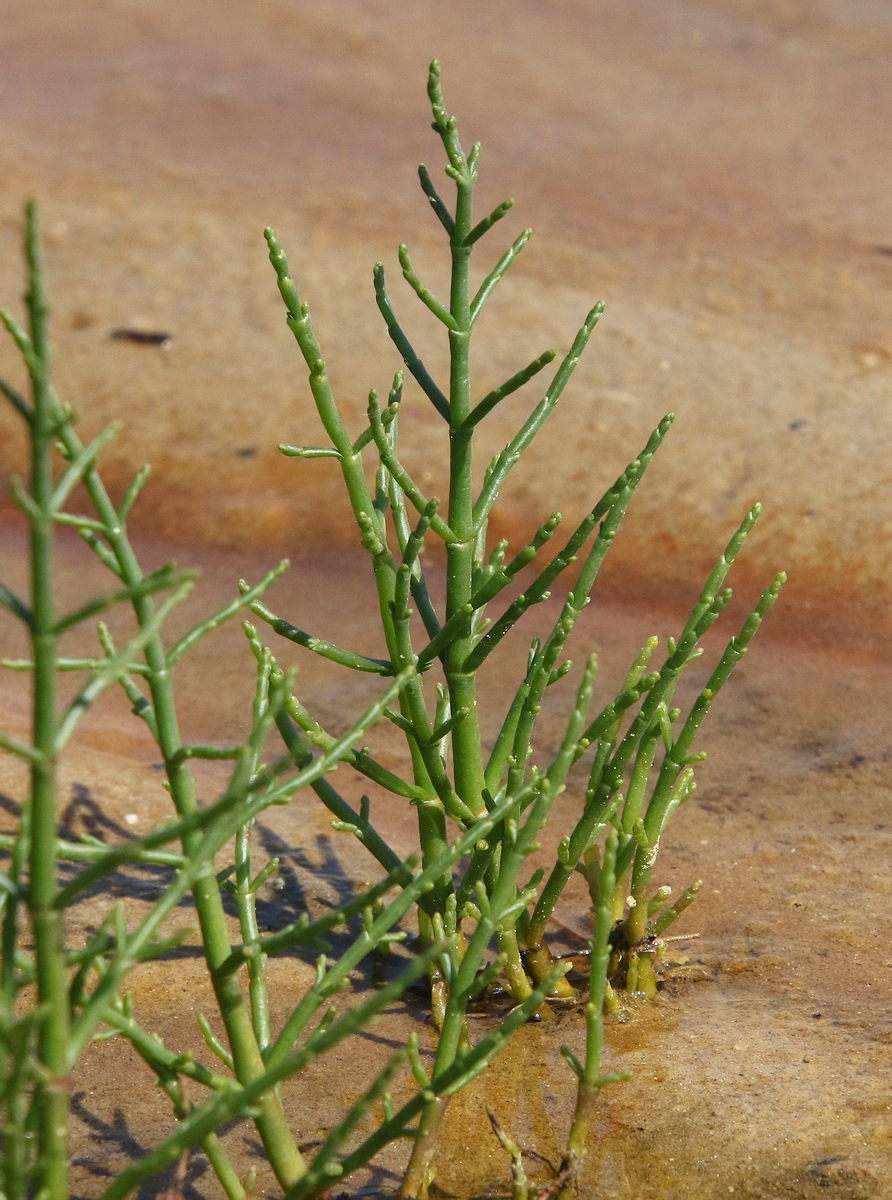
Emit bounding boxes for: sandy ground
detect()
[1,4,891,1199]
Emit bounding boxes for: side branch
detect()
[418,165,455,236]
[465,197,514,247]
[470,229,531,325]
[465,348,557,429]
[373,265,450,420]
[398,244,457,329]
[473,302,605,525]
[243,593,395,675]
[367,391,457,543]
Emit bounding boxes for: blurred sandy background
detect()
[1,0,891,636]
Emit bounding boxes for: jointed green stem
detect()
[0,209,308,1190]
[442,119,487,822]
[556,831,628,1200]
[21,198,71,1200]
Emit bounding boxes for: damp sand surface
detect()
[1,532,889,1199]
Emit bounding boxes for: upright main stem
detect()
[15,202,305,1200]
[24,201,71,1200]
[34,234,306,1187]
[444,167,486,819]
[70,483,306,1189]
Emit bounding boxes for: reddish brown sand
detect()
[1,4,891,1198]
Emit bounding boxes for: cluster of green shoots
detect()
[0,63,784,1200]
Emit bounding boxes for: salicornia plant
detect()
[1,57,787,1200]
[251,60,785,1195]
[0,201,561,1200]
